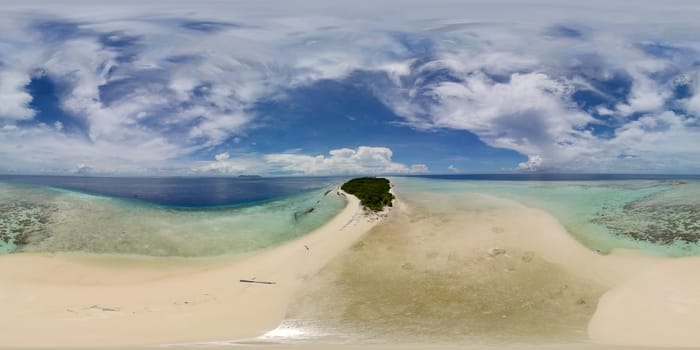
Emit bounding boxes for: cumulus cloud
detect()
[517,155,544,171]
[214,152,230,161]
[0,70,35,120]
[195,146,428,176]
[368,16,700,172]
[264,146,429,175]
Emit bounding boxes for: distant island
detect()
[341,177,394,212]
[237,175,262,178]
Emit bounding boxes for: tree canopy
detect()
[341,177,394,212]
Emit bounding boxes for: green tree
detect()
[341,177,394,212]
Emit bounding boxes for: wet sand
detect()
[276,189,700,346]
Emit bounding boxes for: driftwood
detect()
[239,279,276,285]
[88,305,120,312]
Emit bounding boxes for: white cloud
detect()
[192,146,429,176]
[517,155,544,171]
[383,70,597,170]
[410,164,429,172]
[0,1,699,174]
[0,123,184,174]
[0,70,35,120]
[265,146,429,175]
[447,164,459,173]
[368,22,700,172]
[214,152,230,161]
[684,72,700,117]
[74,163,93,174]
[602,111,700,171]
[614,71,669,117]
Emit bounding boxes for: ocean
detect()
[2,174,700,344]
[1,174,698,258]
[0,175,347,256]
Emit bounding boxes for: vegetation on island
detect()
[341,177,394,212]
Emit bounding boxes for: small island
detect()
[341,177,394,212]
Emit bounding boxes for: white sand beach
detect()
[2,189,700,348]
[0,191,382,347]
[270,190,700,347]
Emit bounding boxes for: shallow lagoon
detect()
[394,177,700,257]
[0,179,346,256]
[273,176,700,344]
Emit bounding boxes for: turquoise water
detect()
[392,177,700,257]
[271,176,700,345]
[3,176,699,258]
[0,182,346,257]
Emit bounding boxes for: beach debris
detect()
[240,279,276,285]
[88,304,121,312]
[304,245,309,250]
[491,226,505,233]
[488,248,507,257]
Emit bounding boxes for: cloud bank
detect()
[0,0,699,174]
[197,146,428,176]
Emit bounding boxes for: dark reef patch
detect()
[0,201,55,250]
[592,189,700,247]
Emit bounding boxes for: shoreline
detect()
[263,188,700,348]
[2,185,700,348]
[0,190,384,347]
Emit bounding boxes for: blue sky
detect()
[0,0,699,175]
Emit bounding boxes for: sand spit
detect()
[0,191,383,347]
[279,190,700,347]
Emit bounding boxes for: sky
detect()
[0,0,699,176]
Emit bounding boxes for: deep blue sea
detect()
[0,175,345,207]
